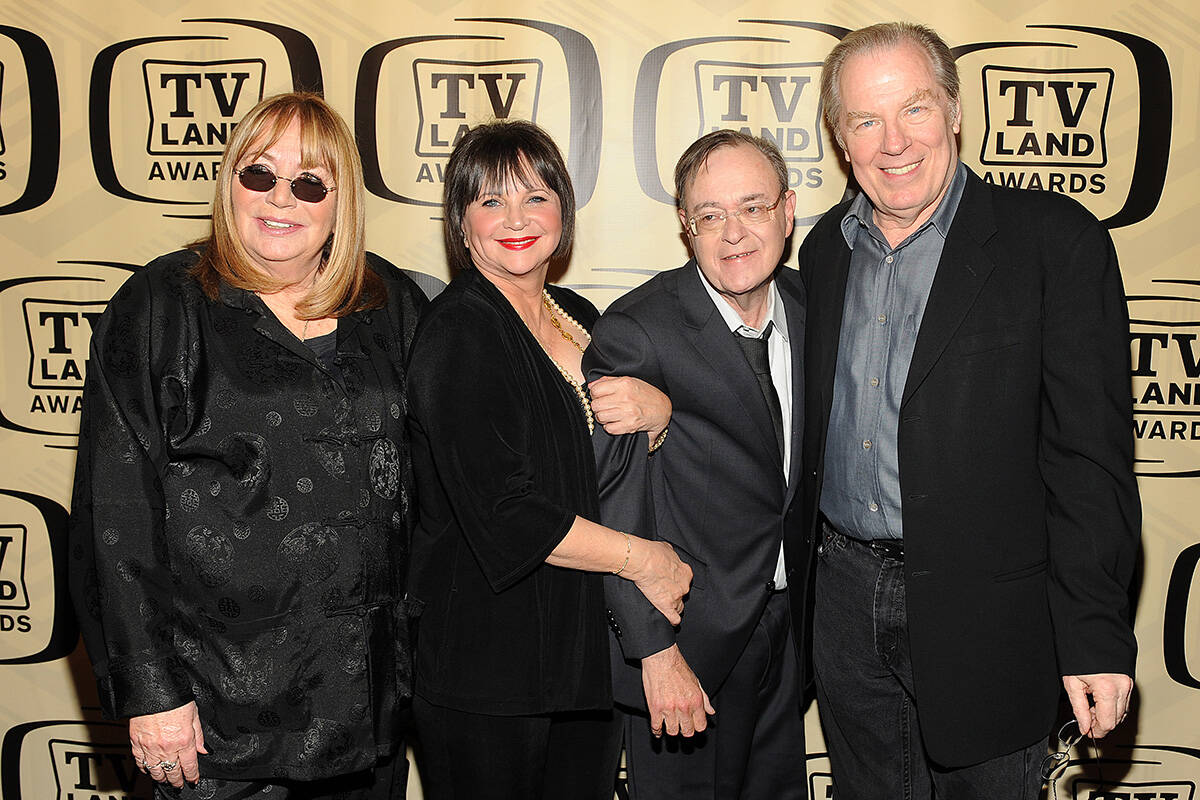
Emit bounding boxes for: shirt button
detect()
[869,502,879,512]
[878,314,887,324]
[862,439,872,450]
[885,255,894,264]
[870,377,880,387]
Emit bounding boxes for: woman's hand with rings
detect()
[129,701,208,787]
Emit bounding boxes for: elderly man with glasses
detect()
[586,129,809,800]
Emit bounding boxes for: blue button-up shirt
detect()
[820,162,967,540]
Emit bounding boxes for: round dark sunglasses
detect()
[235,164,336,203]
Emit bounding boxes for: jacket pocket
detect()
[992,560,1047,582]
[953,320,1038,356]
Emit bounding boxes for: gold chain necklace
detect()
[520,289,594,434]
[545,293,590,354]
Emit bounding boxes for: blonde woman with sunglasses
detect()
[69,92,426,800]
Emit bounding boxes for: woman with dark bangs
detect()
[406,120,691,799]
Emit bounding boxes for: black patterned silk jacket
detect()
[68,249,426,781]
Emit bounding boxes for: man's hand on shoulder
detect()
[1062,673,1133,738]
[642,644,715,738]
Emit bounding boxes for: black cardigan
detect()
[406,268,611,715]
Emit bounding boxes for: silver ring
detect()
[155,760,178,771]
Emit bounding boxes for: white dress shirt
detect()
[698,267,791,589]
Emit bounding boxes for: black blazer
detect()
[406,268,612,715]
[799,167,1140,767]
[585,262,809,710]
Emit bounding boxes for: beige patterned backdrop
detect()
[0,1,1196,798]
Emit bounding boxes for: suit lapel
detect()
[814,240,853,445]
[901,171,999,407]
[778,272,806,499]
[678,263,785,474]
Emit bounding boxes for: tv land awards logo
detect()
[412,58,543,161]
[0,264,136,440]
[89,18,321,213]
[355,18,601,208]
[0,721,151,800]
[631,22,848,222]
[1127,280,1200,478]
[0,525,31,622]
[960,24,1170,229]
[143,58,266,159]
[979,67,1112,174]
[0,489,74,665]
[25,299,107,400]
[693,60,825,172]
[0,24,59,215]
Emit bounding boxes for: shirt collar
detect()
[695,264,789,343]
[840,160,968,250]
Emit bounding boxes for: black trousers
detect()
[154,754,406,800]
[813,522,1047,799]
[621,589,807,800]
[411,695,622,800]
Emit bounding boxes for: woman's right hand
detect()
[625,538,692,625]
[129,701,208,787]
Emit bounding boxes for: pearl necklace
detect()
[523,289,595,434]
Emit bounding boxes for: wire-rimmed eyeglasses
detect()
[685,193,785,236]
[1041,720,1106,799]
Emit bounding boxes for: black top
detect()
[406,268,611,715]
[68,249,427,781]
[304,327,340,379]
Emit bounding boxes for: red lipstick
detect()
[497,236,539,250]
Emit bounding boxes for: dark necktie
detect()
[734,321,784,458]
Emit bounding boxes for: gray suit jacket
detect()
[585,262,810,709]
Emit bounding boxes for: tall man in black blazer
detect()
[798,22,1140,797]
[585,131,808,799]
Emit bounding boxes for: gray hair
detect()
[820,22,960,149]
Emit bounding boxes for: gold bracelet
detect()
[648,425,669,453]
[613,531,632,575]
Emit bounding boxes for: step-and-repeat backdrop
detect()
[0,0,1196,798]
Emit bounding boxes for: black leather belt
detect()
[864,538,904,561]
[822,516,904,561]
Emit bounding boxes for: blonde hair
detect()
[191,92,382,318]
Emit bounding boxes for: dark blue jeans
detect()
[813,522,1047,800]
